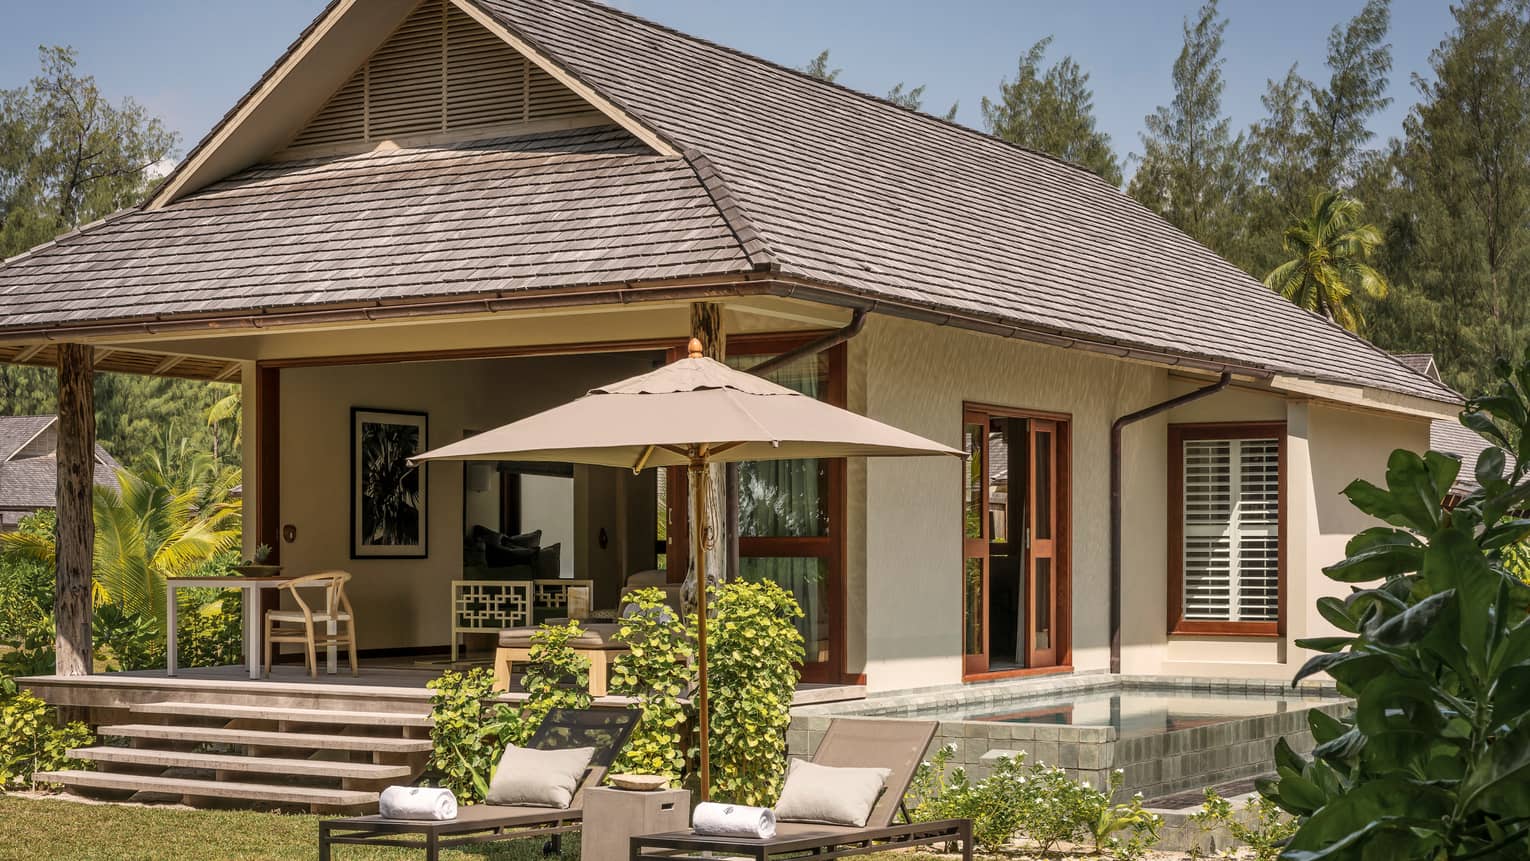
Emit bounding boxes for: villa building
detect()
[0,0,1458,697]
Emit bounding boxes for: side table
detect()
[581,786,689,861]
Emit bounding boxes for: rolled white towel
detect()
[379,785,458,821]
[692,801,776,839]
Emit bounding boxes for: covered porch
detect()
[9,295,873,704]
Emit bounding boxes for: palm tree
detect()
[1,463,242,628]
[1263,190,1389,332]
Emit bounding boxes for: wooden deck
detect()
[20,660,866,720]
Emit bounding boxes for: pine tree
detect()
[980,37,1122,185]
[1,46,240,468]
[1363,0,1530,394]
[1235,1,1394,278]
[802,49,957,119]
[1306,0,1393,190]
[801,49,841,83]
[1128,0,1251,257]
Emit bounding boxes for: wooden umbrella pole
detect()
[691,454,711,801]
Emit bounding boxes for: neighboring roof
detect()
[0,127,748,325]
[0,416,120,511]
[1396,353,1442,381]
[0,416,54,462]
[0,0,1461,407]
[1432,419,1494,496]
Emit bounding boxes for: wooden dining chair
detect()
[264,571,359,678]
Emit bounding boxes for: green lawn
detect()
[0,795,980,861]
[0,794,570,861]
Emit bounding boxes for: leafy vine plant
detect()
[609,587,696,782]
[705,579,804,807]
[425,621,590,804]
[1266,349,1530,859]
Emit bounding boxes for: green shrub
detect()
[0,680,94,790]
[1189,788,1297,861]
[910,751,1160,859]
[520,620,592,731]
[424,667,526,804]
[704,579,803,806]
[426,621,592,804]
[1080,771,1162,861]
[610,587,695,782]
[1263,350,1530,859]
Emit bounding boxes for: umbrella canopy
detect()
[413,342,959,801]
[411,354,961,469]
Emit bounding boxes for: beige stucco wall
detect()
[275,351,657,650]
[250,305,1434,682]
[852,316,1433,692]
[854,316,1169,691]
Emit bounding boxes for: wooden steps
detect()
[34,770,378,808]
[97,723,433,753]
[131,701,434,728]
[68,747,414,780]
[53,699,434,812]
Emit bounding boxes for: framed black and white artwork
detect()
[351,408,428,559]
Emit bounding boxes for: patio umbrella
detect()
[413,339,960,798]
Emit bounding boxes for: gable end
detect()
[285,0,598,154]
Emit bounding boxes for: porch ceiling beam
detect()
[152,355,186,375]
[215,362,242,381]
[12,343,46,363]
[92,348,116,367]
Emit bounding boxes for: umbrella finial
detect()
[687,337,704,359]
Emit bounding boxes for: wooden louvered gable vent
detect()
[1181,437,1280,623]
[288,0,594,151]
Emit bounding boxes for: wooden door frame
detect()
[961,409,991,677]
[660,332,851,684]
[961,402,1073,682]
[1025,418,1059,668]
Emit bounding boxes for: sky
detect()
[0,0,1459,174]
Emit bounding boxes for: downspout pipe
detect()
[747,309,868,376]
[1109,372,1232,673]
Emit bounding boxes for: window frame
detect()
[661,333,848,683]
[1167,421,1286,637]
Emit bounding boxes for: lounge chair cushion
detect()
[498,623,621,650]
[486,744,595,809]
[773,759,891,828]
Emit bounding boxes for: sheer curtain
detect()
[731,354,829,664]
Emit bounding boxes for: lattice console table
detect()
[450,580,531,662]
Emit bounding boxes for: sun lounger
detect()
[628,718,972,861]
[319,707,636,861]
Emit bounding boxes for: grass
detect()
[0,794,572,861]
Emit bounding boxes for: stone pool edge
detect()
[788,674,1351,801]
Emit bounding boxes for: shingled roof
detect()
[0,416,120,518]
[0,0,1461,407]
[0,127,748,325]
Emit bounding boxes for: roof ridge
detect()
[460,0,685,158]
[555,0,1119,186]
[680,147,778,272]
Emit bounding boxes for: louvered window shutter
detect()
[287,0,593,152]
[1182,437,1280,622]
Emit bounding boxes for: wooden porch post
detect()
[55,343,95,677]
[686,304,729,614]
